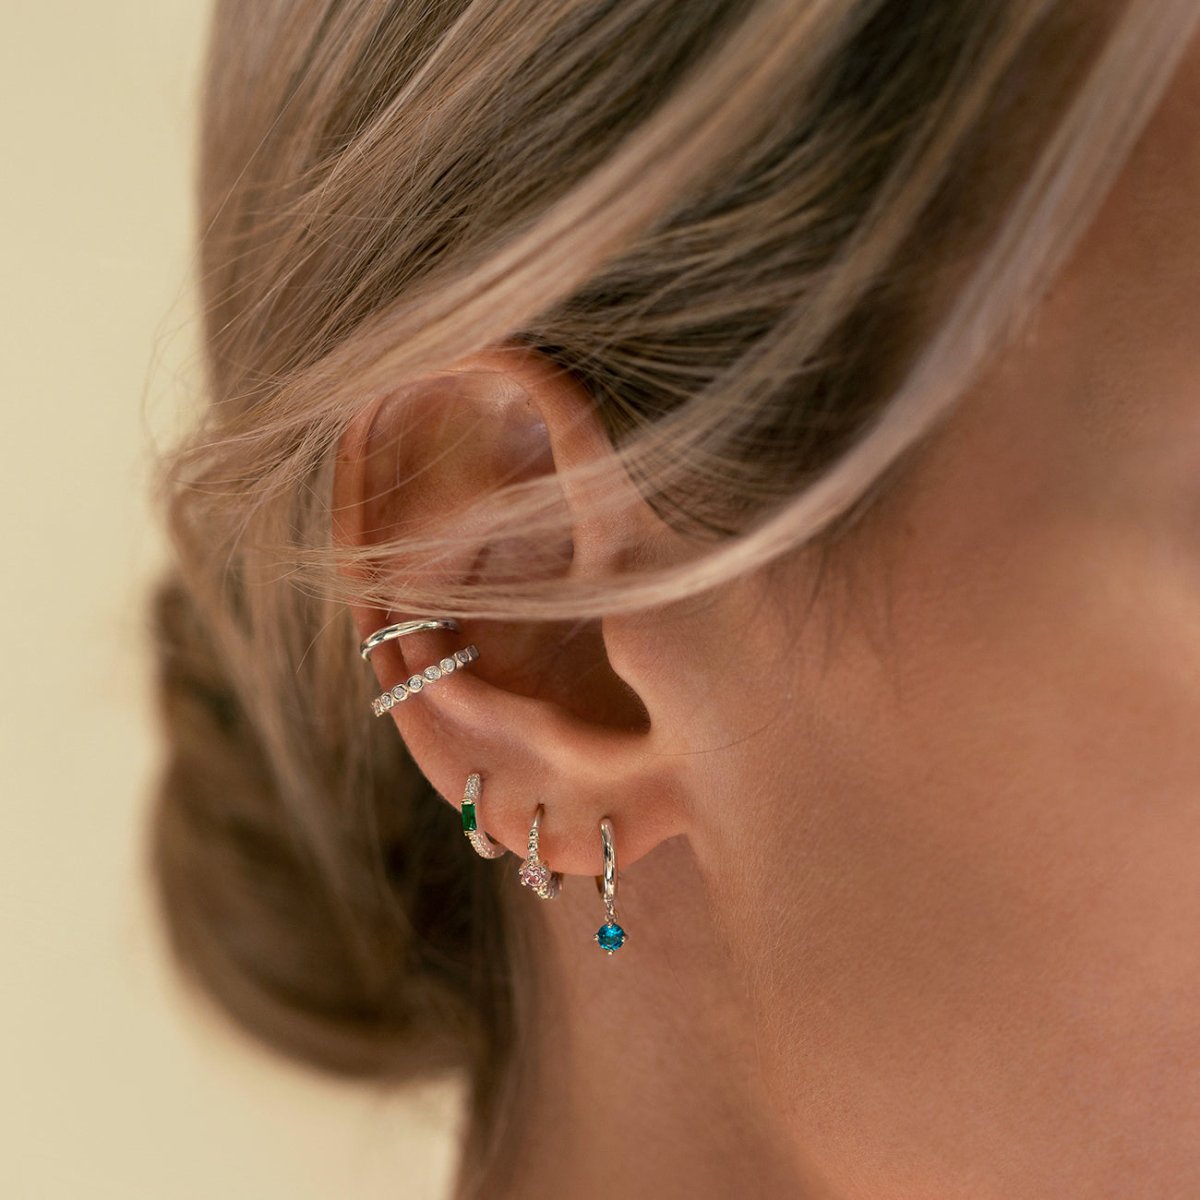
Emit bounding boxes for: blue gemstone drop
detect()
[595,921,627,953]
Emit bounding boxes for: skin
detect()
[332,27,1200,1200]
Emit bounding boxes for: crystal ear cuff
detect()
[359,617,479,717]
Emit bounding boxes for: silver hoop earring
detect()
[460,772,506,860]
[359,618,459,661]
[518,804,562,900]
[593,817,627,954]
[369,644,479,716]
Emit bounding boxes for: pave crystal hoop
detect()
[359,617,460,661]
[460,772,506,860]
[370,644,479,716]
[593,817,627,954]
[518,804,562,900]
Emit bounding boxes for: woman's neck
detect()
[465,836,830,1200]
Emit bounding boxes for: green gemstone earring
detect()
[460,772,506,859]
[593,817,627,954]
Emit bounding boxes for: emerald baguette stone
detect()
[461,803,477,832]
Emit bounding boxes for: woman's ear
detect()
[330,345,694,874]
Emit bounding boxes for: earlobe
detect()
[331,345,693,877]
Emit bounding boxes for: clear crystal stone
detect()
[454,649,470,666]
[380,692,394,710]
[390,684,407,702]
[440,657,456,673]
[424,665,441,681]
[406,675,424,693]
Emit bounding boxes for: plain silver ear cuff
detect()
[360,617,479,717]
[359,617,461,660]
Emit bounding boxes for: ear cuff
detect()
[359,616,480,717]
[368,644,479,715]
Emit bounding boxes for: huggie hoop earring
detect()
[518,804,562,900]
[460,773,506,860]
[359,618,459,661]
[593,817,627,954]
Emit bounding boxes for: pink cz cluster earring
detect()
[592,817,627,955]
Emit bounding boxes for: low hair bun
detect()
[145,573,513,1086]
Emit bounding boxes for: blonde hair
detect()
[148,0,1199,1189]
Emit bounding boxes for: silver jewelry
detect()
[370,644,479,716]
[593,817,627,954]
[359,618,460,661]
[460,772,506,859]
[517,804,562,900]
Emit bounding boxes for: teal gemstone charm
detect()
[593,817,626,955]
[594,920,627,955]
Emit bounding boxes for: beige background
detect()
[1,5,461,1196]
